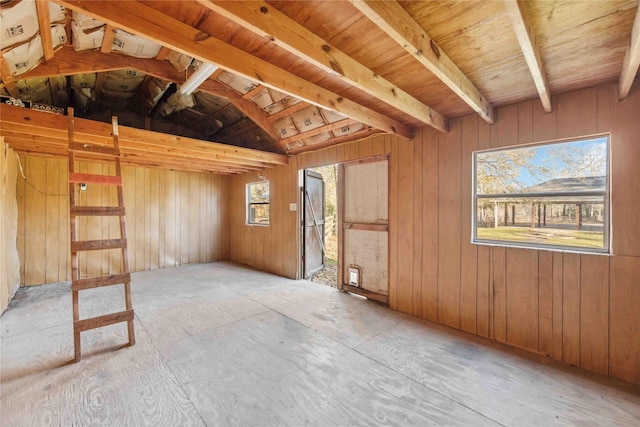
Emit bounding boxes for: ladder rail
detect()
[68,110,81,363]
[113,116,135,346]
[67,109,135,362]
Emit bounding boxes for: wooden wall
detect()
[16,157,230,285]
[1,141,20,313]
[228,82,640,385]
[228,137,392,279]
[228,163,299,278]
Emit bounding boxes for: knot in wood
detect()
[195,32,210,42]
[260,6,268,14]
[430,39,441,59]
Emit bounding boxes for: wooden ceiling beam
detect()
[503,0,552,113]
[55,0,411,140]
[35,0,55,61]
[201,0,448,132]
[0,105,288,167]
[619,3,640,100]
[351,0,495,124]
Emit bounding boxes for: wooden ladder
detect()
[67,108,135,362]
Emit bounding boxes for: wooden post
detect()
[543,204,547,226]
[494,201,499,228]
[575,204,582,230]
[504,203,508,226]
[537,203,541,228]
[511,204,515,225]
[531,203,535,227]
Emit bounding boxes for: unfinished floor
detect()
[1,262,639,426]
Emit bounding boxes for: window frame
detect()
[471,135,611,254]
[246,181,270,226]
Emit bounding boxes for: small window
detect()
[472,135,609,253]
[247,181,270,226]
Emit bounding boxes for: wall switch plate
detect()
[79,183,87,191]
[289,203,297,211]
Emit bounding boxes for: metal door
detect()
[303,170,325,278]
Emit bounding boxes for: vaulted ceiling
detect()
[1,0,639,173]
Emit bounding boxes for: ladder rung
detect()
[74,309,134,333]
[71,239,127,252]
[69,142,120,156]
[71,206,125,216]
[72,273,131,291]
[69,173,122,186]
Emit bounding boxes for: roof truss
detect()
[55,0,411,140]
[15,46,279,141]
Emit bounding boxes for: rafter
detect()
[286,128,380,155]
[279,119,360,147]
[35,0,55,61]
[201,79,279,141]
[351,0,494,124]
[100,24,116,54]
[155,46,171,61]
[18,45,186,81]
[242,84,266,100]
[55,0,411,139]
[0,56,18,95]
[267,103,309,123]
[619,3,640,100]
[503,0,552,113]
[200,0,448,132]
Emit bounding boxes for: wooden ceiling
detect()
[1,0,639,173]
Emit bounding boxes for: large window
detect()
[247,181,270,226]
[473,135,609,253]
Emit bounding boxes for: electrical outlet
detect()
[80,183,87,191]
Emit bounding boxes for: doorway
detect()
[301,165,339,286]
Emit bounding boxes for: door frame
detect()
[338,154,390,304]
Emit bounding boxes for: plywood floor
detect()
[1,262,639,426]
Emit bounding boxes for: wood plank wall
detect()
[1,141,20,313]
[228,162,300,279]
[15,157,230,285]
[228,83,640,385]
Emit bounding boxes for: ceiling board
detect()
[1,0,637,164]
